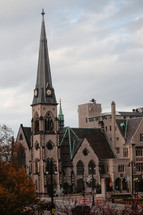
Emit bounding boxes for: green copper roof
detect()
[60,127,80,159]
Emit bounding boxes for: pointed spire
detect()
[58,99,64,129]
[32,9,57,106]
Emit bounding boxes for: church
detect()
[17,10,143,196]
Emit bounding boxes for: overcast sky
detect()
[0,0,143,135]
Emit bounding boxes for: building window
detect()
[140,134,143,142]
[136,147,143,156]
[35,159,39,173]
[136,163,143,171]
[89,118,94,122]
[45,113,54,132]
[106,126,107,132]
[17,146,26,168]
[110,126,112,131]
[83,148,88,156]
[123,148,128,157]
[35,119,39,133]
[47,141,53,150]
[116,137,119,141]
[19,133,23,140]
[35,141,39,150]
[88,160,96,175]
[116,147,120,154]
[118,165,124,172]
[76,160,84,175]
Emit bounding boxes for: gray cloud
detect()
[0,0,143,134]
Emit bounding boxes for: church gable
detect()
[130,117,143,143]
[59,127,114,168]
[59,127,82,167]
[16,124,31,173]
[73,137,99,166]
[17,124,31,149]
[71,128,115,159]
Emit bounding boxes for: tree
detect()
[0,161,43,214]
[0,124,44,215]
[0,124,14,162]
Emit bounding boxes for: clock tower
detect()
[31,9,59,194]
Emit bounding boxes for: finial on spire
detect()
[41,9,45,16]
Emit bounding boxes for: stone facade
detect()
[17,11,143,197]
[78,100,143,193]
[31,104,59,194]
[78,99,102,128]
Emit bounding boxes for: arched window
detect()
[76,160,84,175]
[19,133,23,140]
[46,141,53,150]
[34,112,39,133]
[115,177,121,190]
[88,160,96,174]
[77,179,84,192]
[35,141,39,150]
[46,159,50,173]
[122,178,128,190]
[17,146,26,168]
[45,113,54,132]
[105,177,112,191]
[46,159,57,174]
[35,158,39,173]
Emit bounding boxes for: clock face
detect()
[34,89,38,97]
[46,89,52,96]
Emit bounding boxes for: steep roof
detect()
[116,118,142,143]
[20,125,31,149]
[126,118,142,143]
[59,127,114,167]
[32,10,57,106]
[116,119,127,139]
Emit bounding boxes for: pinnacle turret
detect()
[58,99,64,129]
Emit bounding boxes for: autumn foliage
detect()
[0,162,43,215]
[0,124,43,215]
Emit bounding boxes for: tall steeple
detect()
[32,9,57,106]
